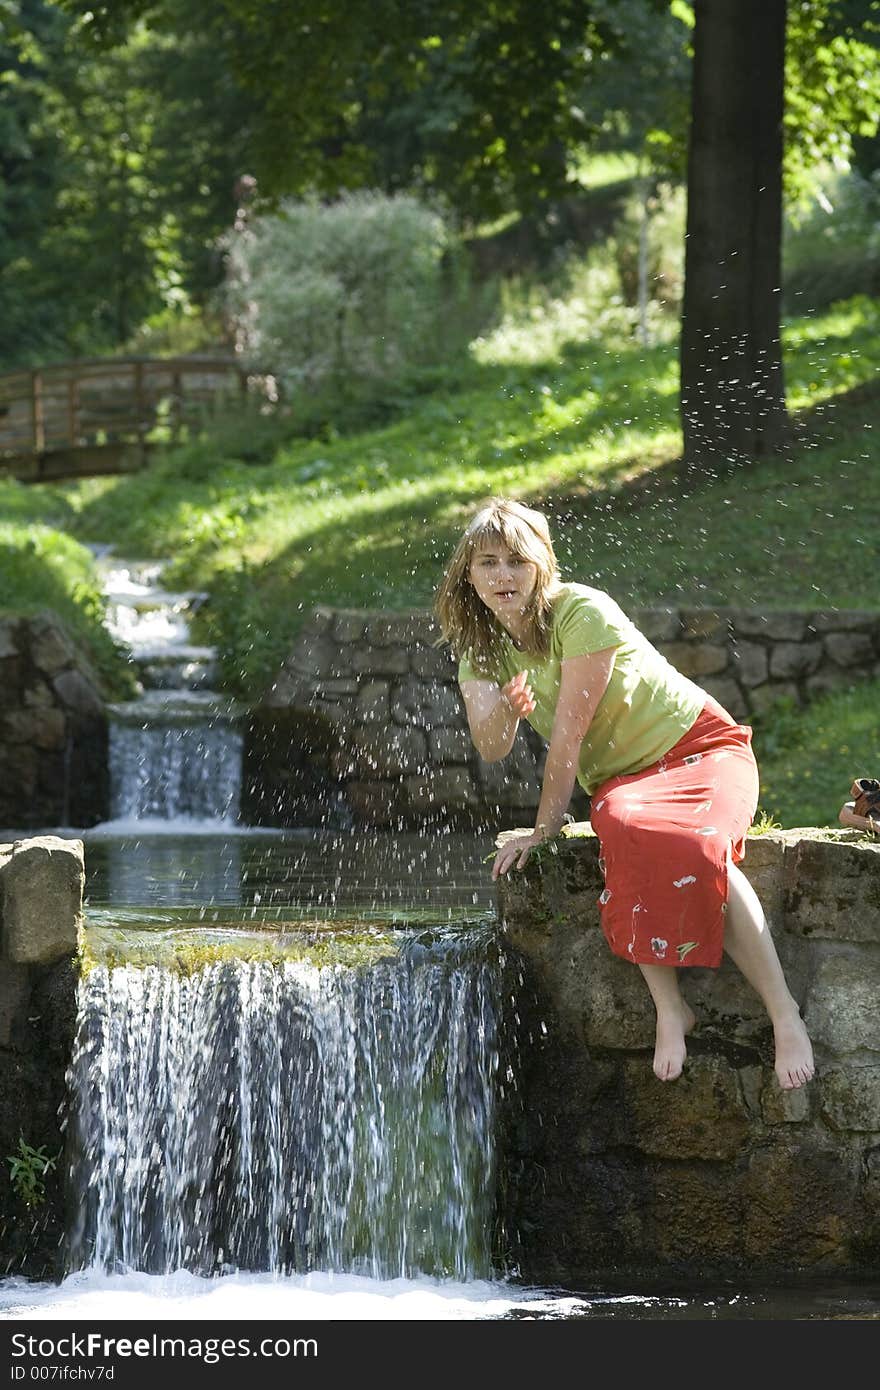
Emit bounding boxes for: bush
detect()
[222,191,485,418]
[783,167,880,313]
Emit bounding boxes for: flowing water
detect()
[1,554,877,1322]
[101,555,243,826]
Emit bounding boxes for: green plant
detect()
[750,810,784,836]
[222,190,482,410]
[7,1137,58,1209]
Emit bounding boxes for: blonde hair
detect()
[434,497,561,671]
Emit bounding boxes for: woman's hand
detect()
[501,670,536,720]
[491,828,546,880]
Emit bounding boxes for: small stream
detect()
[100,555,243,827]
[1,553,878,1321]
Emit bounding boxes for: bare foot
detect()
[653,1001,697,1081]
[774,1011,815,1090]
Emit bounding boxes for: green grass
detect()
[0,523,138,698]
[752,680,880,830]
[0,291,877,828]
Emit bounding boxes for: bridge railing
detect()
[0,355,253,461]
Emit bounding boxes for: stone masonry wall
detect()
[242,603,880,829]
[0,836,83,1277]
[0,611,109,829]
[495,824,880,1282]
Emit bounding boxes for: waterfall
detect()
[64,926,503,1280]
[108,714,242,821]
[99,554,243,825]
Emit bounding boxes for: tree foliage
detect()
[4,0,879,373]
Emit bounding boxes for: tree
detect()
[60,0,617,226]
[680,0,880,475]
[679,0,789,473]
[0,1,255,366]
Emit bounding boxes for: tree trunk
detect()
[680,0,789,476]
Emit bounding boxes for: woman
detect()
[434,497,814,1089]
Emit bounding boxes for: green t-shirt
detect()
[458,583,706,795]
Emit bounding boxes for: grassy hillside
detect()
[1,293,877,830]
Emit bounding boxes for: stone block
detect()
[476,741,542,805]
[0,960,30,1047]
[824,632,876,668]
[347,725,427,777]
[803,953,880,1055]
[820,1066,880,1132]
[731,640,769,687]
[657,641,729,677]
[390,678,462,728]
[732,611,809,641]
[4,708,66,751]
[352,647,410,676]
[289,634,353,679]
[332,614,365,643]
[0,656,23,703]
[614,1055,751,1160]
[0,745,38,805]
[1,836,84,965]
[784,835,880,943]
[679,607,734,640]
[429,726,473,763]
[411,643,456,679]
[264,670,316,707]
[680,957,767,1037]
[356,680,391,723]
[367,612,437,646]
[23,680,54,709]
[556,927,654,1051]
[810,610,878,634]
[759,1078,812,1125]
[0,621,19,660]
[53,668,106,717]
[769,641,822,680]
[30,615,77,676]
[700,676,748,721]
[633,608,681,642]
[404,766,478,812]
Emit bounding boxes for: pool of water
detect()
[1,1268,878,1321]
[76,826,497,914]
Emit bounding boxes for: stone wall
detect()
[0,836,83,1277]
[243,603,880,829]
[494,824,880,1282]
[0,611,109,829]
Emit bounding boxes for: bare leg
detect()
[724,861,815,1089]
[637,963,697,1081]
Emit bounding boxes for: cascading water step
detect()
[92,545,244,826]
[66,923,501,1280]
[105,590,210,612]
[138,657,219,691]
[107,690,244,723]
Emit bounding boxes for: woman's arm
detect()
[459,671,536,762]
[492,647,617,879]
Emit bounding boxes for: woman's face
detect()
[468,540,539,627]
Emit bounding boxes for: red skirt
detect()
[589,697,759,968]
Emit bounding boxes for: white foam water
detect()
[0,1269,592,1321]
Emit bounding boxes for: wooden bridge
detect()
[0,355,257,481]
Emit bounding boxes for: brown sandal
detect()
[839,777,880,835]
